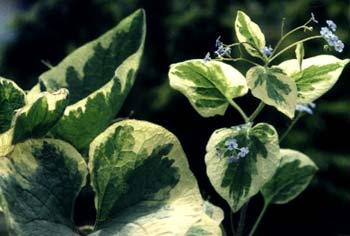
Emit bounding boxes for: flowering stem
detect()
[229,100,249,123]
[247,202,269,236]
[249,102,265,122]
[237,202,249,236]
[279,112,303,143]
[268,35,323,64]
[216,57,260,67]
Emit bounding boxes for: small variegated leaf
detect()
[235,11,266,58]
[38,9,146,151]
[295,43,304,71]
[89,119,223,235]
[0,139,88,236]
[11,89,69,143]
[246,66,297,119]
[261,149,317,204]
[205,123,280,212]
[0,77,26,133]
[279,55,349,104]
[169,60,248,117]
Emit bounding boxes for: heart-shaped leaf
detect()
[261,149,317,204]
[37,9,146,151]
[278,55,349,104]
[246,66,297,118]
[169,60,248,117]
[235,11,265,58]
[0,77,26,133]
[89,119,223,235]
[11,89,69,143]
[205,123,280,212]
[0,139,88,236]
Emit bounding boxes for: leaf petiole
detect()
[228,99,249,123]
[247,201,269,236]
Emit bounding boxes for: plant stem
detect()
[268,35,322,64]
[279,112,303,143]
[249,102,265,122]
[230,210,237,236]
[237,202,249,236]
[248,202,269,236]
[216,57,260,67]
[229,100,249,123]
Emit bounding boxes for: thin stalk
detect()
[228,100,249,123]
[247,202,269,236]
[279,112,303,143]
[237,202,249,236]
[230,210,237,236]
[268,35,322,64]
[249,102,265,122]
[216,57,260,67]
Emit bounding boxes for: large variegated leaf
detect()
[0,139,88,236]
[235,11,265,58]
[279,55,349,104]
[261,149,317,204]
[38,9,146,151]
[11,89,69,143]
[246,66,297,119]
[205,123,280,212]
[169,60,248,117]
[89,119,223,235]
[0,77,26,133]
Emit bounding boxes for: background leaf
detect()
[36,9,146,151]
[261,149,317,204]
[234,11,265,58]
[0,139,88,236]
[278,55,349,104]
[246,66,297,118]
[89,119,223,235]
[0,77,26,133]
[169,60,248,117]
[205,123,280,212]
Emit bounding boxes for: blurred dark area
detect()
[0,0,349,235]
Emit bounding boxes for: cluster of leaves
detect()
[168,11,349,235]
[0,10,224,236]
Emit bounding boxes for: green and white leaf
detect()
[235,11,265,58]
[0,77,26,133]
[246,66,297,119]
[205,123,280,212]
[38,9,146,151]
[11,89,69,144]
[0,139,88,236]
[169,60,248,117]
[279,55,350,104]
[261,149,317,204]
[89,119,223,235]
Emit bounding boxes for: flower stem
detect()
[279,112,303,143]
[216,57,260,67]
[247,202,269,236]
[268,35,322,64]
[229,100,249,123]
[249,102,265,122]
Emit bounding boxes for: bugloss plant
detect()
[0,10,225,236]
[169,11,349,235]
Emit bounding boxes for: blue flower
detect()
[334,40,344,53]
[225,138,238,151]
[228,155,240,163]
[311,13,318,23]
[204,52,211,62]
[215,36,223,48]
[320,24,344,53]
[238,147,249,158]
[261,46,273,56]
[214,36,231,57]
[326,20,337,32]
[296,102,316,115]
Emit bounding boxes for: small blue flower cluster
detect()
[203,36,231,62]
[261,46,273,56]
[296,102,316,115]
[216,138,250,163]
[319,19,344,52]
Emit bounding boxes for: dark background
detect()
[0,0,349,235]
